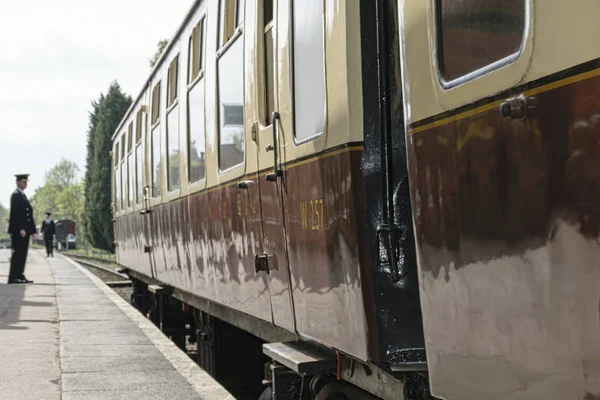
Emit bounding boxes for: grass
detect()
[32,242,117,264]
[68,246,116,261]
[63,246,121,272]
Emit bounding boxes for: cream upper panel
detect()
[400,0,600,125]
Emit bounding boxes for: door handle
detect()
[265,111,283,182]
[237,180,254,189]
[499,94,537,120]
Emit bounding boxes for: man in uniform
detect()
[7,174,36,284]
[40,212,55,257]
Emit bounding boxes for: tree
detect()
[56,183,84,222]
[0,203,8,239]
[83,81,132,251]
[150,39,168,68]
[44,158,79,190]
[29,158,84,242]
[83,97,102,250]
[30,184,59,225]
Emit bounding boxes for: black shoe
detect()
[20,276,33,284]
[9,278,27,284]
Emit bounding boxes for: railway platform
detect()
[0,248,233,400]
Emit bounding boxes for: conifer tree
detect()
[83,82,132,251]
[83,97,102,246]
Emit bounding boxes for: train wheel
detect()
[314,382,378,400]
[258,386,272,400]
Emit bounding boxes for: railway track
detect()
[64,255,133,302]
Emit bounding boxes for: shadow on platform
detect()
[0,281,53,331]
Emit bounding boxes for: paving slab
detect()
[61,355,175,373]
[0,249,61,400]
[0,248,234,400]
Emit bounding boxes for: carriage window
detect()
[263,0,275,125]
[198,18,206,74]
[152,125,161,197]
[187,18,207,182]
[113,167,118,210]
[127,152,134,207]
[188,84,206,182]
[113,143,119,210]
[235,0,245,28]
[436,0,526,82]
[167,56,180,192]
[115,166,120,211]
[219,0,244,47]
[136,144,143,204]
[120,136,126,208]
[151,82,161,126]
[167,108,180,191]
[188,17,206,84]
[136,109,144,142]
[293,1,326,142]
[218,35,244,171]
[151,82,162,197]
[167,57,179,107]
[135,109,144,205]
[119,161,125,210]
[127,123,133,153]
[126,123,133,208]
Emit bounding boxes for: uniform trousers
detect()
[44,237,53,256]
[8,233,30,282]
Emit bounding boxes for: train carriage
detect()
[111,0,600,398]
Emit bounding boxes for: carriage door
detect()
[252,0,295,332]
[142,85,162,280]
[140,106,155,279]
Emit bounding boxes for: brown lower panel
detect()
[408,61,600,399]
[125,268,297,344]
[114,145,376,362]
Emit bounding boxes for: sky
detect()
[0,0,194,209]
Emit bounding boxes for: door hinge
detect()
[252,121,258,141]
[377,224,405,283]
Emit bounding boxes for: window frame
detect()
[216,0,246,175]
[166,55,181,194]
[113,142,120,214]
[134,108,145,207]
[127,151,134,210]
[150,81,162,199]
[423,0,534,114]
[259,0,276,127]
[187,16,208,189]
[119,159,125,211]
[433,0,531,89]
[126,123,134,210]
[218,0,244,52]
[189,17,207,85]
[289,0,328,146]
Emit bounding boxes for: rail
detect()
[64,255,131,286]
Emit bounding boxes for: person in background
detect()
[7,174,36,284]
[41,212,55,257]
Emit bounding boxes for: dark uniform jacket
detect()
[8,189,36,235]
[41,219,56,239]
